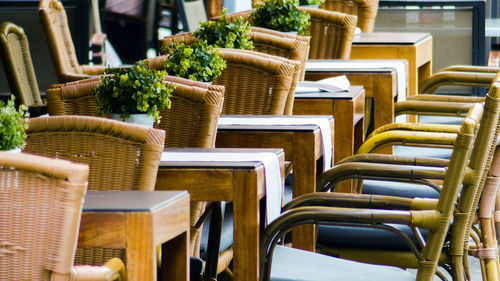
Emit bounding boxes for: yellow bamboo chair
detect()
[0,151,126,280]
[306,77,500,281]
[260,102,483,281]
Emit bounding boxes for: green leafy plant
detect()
[0,96,29,150]
[193,9,254,50]
[298,0,325,6]
[250,0,311,35]
[94,61,176,123]
[162,40,226,82]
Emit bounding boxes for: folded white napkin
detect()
[162,151,282,224]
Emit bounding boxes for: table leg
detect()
[233,168,263,281]
[291,131,319,251]
[126,213,156,281]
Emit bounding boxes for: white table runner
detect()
[218,116,333,171]
[162,151,282,224]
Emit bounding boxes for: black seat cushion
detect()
[199,203,234,260]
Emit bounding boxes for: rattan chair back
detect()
[215,48,296,115]
[38,0,104,82]
[299,7,357,59]
[24,116,165,191]
[46,76,101,116]
[160,31,304,115]
[320,0,379,32]
[224,8,356,59]
[0,152,89,280]
[0,22,43,108]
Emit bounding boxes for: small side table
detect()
[78,190,190,281]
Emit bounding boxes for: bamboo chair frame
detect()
[309,78,500,281]
[38,0,105,83]
[0,22,47,116]
[260,103,483,281]
[320,0,379,32]
[0,151,126,280]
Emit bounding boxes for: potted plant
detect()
[250,0,311,35]
[193,9,254,50]
[298,0,325,8]
[0,96,28,152]
[161,39,226,83]
[94,61,176,127]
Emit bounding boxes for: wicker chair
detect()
[308,77,500,280]
[23,115,165,267]
[320,0,379,32]
[259,102,483,281]
[0,22,47,116]
[0,152,126,280]
[38,0,105,83]
[224,8,356,59]
[159,31,305,114]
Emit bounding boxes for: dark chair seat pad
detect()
[270,245,415,281]
[200,203,234,260]
[393,145,453,159]
[362,179,440,199]
[317,223,429,251]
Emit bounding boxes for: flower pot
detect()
[110,114,154,128]
[4,147,22,153]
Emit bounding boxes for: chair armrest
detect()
[141,55,168,70]
[260,206,439,279]
[357,130,457,154]
[367,122,460,139]
[408,94,485,103]
[81,65,106,76]
[317,162,446,193]
[71,258,126,281]
[282,192,438,212]
[437,65,500,73]
[337,154,450,168]
[394,100,475,117]
[419,71,496,94]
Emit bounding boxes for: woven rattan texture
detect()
[24,116,165,192]
[46,77,100,116]
[0,23,42,106]
[216,49,294,115]
[74,248,126,267]
[39,0,82,79]
[320,0,379,32]
[299,7,357,59]
[0,152,88,280]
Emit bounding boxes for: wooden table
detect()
[304,60,407,138]
[215,116,333,251]
[156,148,285,281]
[293,86,365,165]
[351,32,432,101]
[79,190,190,281]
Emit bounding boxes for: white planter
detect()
[4,147,21,153]
[110,113,154,128]
[300,4,319,8]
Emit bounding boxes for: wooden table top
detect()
[82,190,188,212]
[353,32,432,45]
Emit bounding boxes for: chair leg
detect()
[204,202,225,280]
